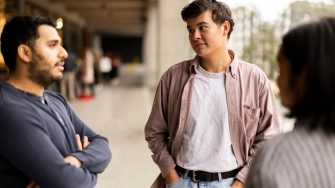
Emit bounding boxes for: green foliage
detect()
[233,1,335,79]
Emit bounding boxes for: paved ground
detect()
[70,84,159,188]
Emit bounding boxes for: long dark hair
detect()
[281,17,335,133]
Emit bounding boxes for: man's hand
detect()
[165,168,180,184]
[63,134,90,168]
[64,155,81,168]
[231,179,244,188]
[76,134,89,150]
[26,180,40,188]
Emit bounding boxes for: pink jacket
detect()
[145,53,280,188]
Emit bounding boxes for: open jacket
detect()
[145,52,280,188]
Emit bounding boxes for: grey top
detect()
[246,123,335,188]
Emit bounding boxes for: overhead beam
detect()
[94,25,143,35]
[78,10,143,17]
[25,0,85,25]
[48,0,148,35]
[86,19,143,24]
[56,1,145,10]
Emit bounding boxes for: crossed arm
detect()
[27,134,90,188]
[0,107,111,188]
[64,134,90,167]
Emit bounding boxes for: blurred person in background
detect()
[0,63,8,81]
[0,16,111,188]
[145,0,280,188]
[0,54,8,81]
[110,51,122,86]
[246,17,335,188]
[60,47,77,101]
[77,47,95,99]
[99,51,112,84]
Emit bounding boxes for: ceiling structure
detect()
[50,0,152,35]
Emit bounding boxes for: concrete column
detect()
[92,34,101,52]
[76,26,83,53]
[144,0,191,89]
[143,0,159,90]
[157,0,190,78]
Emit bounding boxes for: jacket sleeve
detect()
[144,72,176,178]
[67,105,112,174]
[236,75,281,183]
[0,107,97,188]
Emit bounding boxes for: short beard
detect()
[27,52,60,87]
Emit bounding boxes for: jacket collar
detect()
[188,49,239,79]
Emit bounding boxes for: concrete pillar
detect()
[144,0,191,89]
[143,0,159,90]
[157,0,190,78]
[92,34,101,52]
[76,26,83,53]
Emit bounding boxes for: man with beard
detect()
[0,16,111,188]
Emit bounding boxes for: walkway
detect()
[70,84,159,188]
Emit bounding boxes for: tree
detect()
[285,1,335,29]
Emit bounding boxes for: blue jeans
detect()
[165,175,234,188]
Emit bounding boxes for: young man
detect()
[0,16,111,188]
[145,1,280,188]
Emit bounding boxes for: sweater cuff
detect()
[71,152,90,168]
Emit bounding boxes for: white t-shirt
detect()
[176,64,238,172]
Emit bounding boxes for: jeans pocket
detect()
[165,177,183,188]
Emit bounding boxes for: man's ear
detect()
[222,20,231,36]
[17,44,32,63]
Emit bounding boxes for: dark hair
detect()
[181,0,235,38]
[281,17,335,132]
[0,16,56,71]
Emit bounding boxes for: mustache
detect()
[55,58,66,65]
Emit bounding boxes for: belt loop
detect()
[192,171,200,182]
[218,172,222,181]
[183,170,189,179]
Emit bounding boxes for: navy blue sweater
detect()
[0,82,111,188]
